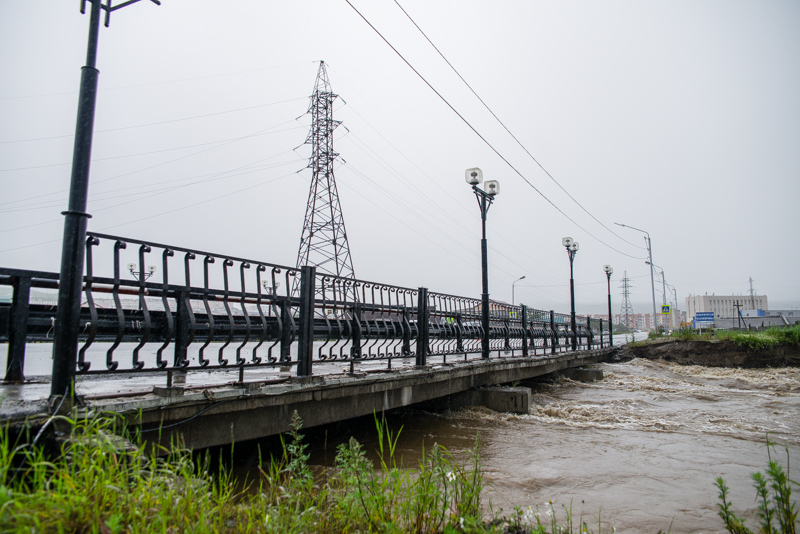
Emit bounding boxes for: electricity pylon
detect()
[294,61,356,299]
[619,271,635,329]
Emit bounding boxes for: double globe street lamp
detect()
[466,168,499,359]
[562,237,579,351]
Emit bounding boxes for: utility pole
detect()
[51,0,162,404]
[734,300,742,329]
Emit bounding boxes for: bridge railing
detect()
[1,232,611,386]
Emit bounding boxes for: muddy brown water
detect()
[273,358,800,533]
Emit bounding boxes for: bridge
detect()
[1,232,616,448]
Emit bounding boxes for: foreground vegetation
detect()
[716,439,798,534]
[2,410,796,533]
[1,412,609,534]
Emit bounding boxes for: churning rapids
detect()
[310,358,800,533]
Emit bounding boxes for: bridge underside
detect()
[92,348,618,450]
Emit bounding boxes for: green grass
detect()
[0,411,614,533]
[670,324,800,351]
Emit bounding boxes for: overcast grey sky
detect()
[1,0,798,315]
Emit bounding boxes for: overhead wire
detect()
[0,125,306,174]
[342,0,647,261]
[0,60,318,101]
[391,0,643,251]
[0,171,298,255]
[0,152,304,232]
[329,89,569,284]
[338,126,566,289]
[0,98,306,145]
[0,115,303,210]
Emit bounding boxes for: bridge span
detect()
[127,347,618,449]
[2,232,617,448]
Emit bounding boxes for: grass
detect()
[0,411,614,533]
[715,438,798,534]
[669,323,800,351]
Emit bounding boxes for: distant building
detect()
[685,294,768,320]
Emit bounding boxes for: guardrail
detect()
[1,232,609,386]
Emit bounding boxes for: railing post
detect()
[280,298,292,363]
[587,317,593,350]
[456,312,464,353]
[416,287,428,367]
[297,265,316,377]
[4,275,31,383]
[540,315,548,355]
[504,317,511,351]
[521,306,528,357]
[550,310,557,354]
[401,306,411,356]
[351,301,363,360]
[599,318,604,349]
[171,288,193,387]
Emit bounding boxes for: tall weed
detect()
[715,439,798,534]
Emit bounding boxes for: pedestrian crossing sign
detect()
[661,305,671,314]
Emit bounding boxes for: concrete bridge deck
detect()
[1,347,618,450]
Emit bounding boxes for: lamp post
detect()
[562,237,579,351]
[615,222,658,331]
[603,265,613,346]
[128,263,156,281]
[512,275,526,306]
[646,260,667,330]
[51,0,163,402]
[466,168,500,359]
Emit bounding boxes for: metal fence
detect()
[1,232,610,386]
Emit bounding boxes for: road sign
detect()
[693,312,715,328]
[661,305,671,315]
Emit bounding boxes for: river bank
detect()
[620,338,800,368]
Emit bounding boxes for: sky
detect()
[1,0,799,316]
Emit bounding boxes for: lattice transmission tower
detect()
[619,271,635,329]
[294,61,356,298]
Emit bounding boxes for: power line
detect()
[391,0,642,251]
[342,0,646,261]
[0,125,305,173]
[0,98,305,145]
[0,61,318,101]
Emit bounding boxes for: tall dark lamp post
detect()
[562,237,579,351]
[603,265,613,346]
[51,0,162,403]
[466,168,499,360]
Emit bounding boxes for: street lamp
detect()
[562,237,579,351]
[128,263,156,281]
[512,275,526,306]
[646,260,668,330]
[615,222,658,331]
[466,167,500,359]
[51,0,163,401]
[603,265,613,346]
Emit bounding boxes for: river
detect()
[299,356,800,533]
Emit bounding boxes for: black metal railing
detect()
[1,232,611,385]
